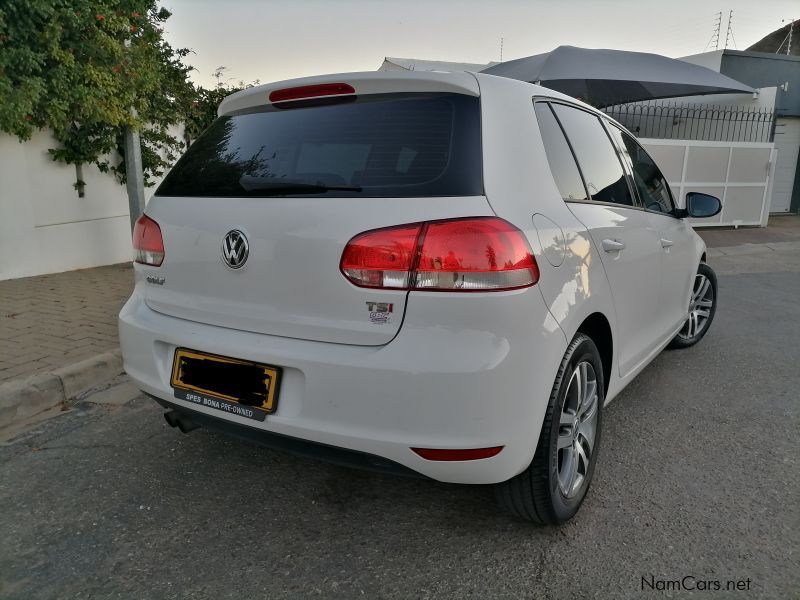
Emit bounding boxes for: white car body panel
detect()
[120,282,565,484]
[119,70,708,483]
[142,195,493,346]
[474,74,624,396]
[649,211,703,334]
[566,202,665,377]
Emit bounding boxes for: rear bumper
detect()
[153,395,425,478]
[119,284,567,484]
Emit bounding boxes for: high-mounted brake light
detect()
[340,217,539,292]
[411,446,504,461]
[132,214,164,266]
[269,83,356,103]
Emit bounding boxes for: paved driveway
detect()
[0,264,132,383]
[1,262,798,599]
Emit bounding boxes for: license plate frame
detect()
[170,348,281,417]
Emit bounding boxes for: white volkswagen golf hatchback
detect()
[120,71,721,524]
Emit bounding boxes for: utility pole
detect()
[500,37,504,62]
[124,124,145,233]
[123,39,145,233]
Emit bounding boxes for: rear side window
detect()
[534,103,588,202]
[617,130,675,214]
[551,104,635,207]
[157,93,482,198]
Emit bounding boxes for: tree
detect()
[183,84,232,145]
[0,0,194,185]
[182,67,260,145]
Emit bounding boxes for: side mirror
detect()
[685,192,721,218]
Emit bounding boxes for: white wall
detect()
[771,117,800,213]
[679,50,724,72]
[660,88,776,110]
[0,130,170,281]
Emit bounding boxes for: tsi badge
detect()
[366,301,393,324]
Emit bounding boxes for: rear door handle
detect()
[601,238,626,252]
[660,238,674,248]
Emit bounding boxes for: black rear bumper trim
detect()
[146,393,426,479]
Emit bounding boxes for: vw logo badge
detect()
[221,230,249,269]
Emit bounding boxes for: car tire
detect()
[495,333,603,525]
[668,262,717,350]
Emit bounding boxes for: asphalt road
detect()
[1,261,798,599]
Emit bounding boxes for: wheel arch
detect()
[576,312,613,395]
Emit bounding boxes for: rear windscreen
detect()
[156,93,482,198]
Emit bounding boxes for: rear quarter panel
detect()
[476,75,621,401]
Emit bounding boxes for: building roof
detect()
[379,57,498,72]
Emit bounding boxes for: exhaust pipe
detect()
[164,410,201,434]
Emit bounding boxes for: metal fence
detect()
[602,101,775,143]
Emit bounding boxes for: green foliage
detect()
[183,84,233,144]
[183,67,260,144]
[0,0,194,185]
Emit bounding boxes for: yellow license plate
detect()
[170,348,281,420]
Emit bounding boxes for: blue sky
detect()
[161,0,798,87]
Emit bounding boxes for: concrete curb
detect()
[707,240,800,257]
[0,349,123,431]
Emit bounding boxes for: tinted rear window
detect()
[552,104,635,207]
[534,103,588,202]
[157,93,482,198]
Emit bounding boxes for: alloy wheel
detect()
[678,273,714,341]
[557,361,599,499]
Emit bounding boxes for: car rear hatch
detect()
[141,73,490,346]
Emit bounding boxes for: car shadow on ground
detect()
[126,381,643,539]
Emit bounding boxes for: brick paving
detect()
[0,263,133,383]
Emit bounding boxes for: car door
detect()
[610,127,697,337]
[550,103,664,376]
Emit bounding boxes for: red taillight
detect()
[132,214,164,267]
[269,83,356,104]
[340,224,422,289]
[340,217,539,291]
[411,446,504,461]
[416,218,539,291]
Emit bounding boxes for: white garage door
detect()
[771,117,800,214]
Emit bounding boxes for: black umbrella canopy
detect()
[482,45,754,107]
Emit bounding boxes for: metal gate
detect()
[641,139,777,227]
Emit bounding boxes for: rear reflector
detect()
[132,214,164,266]
[269,83,356,103]
[411,446,504,461]
[340,217,539,291]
